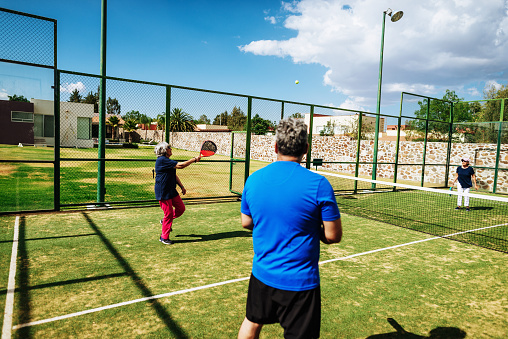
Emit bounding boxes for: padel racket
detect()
[200,140,217,157]
[449,187,453,196]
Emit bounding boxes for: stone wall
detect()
[166,131,508,193]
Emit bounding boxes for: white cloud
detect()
[240,0,508,109]
[484,79,503,91]
[467,87,481,97]
[0,89,8,100]
[60,81,86,93]
[264,16,277,24]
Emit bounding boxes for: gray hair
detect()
[276,118,308,157]
[154,142,170,157]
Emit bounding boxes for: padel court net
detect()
[317,171,508,253]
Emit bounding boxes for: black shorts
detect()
[245,274,321,339]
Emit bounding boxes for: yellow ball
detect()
[295,80,299,84]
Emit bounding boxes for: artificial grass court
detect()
[1,203,507,338]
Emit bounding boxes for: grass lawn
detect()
[0,203,506,338]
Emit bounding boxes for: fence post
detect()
[445,102,454,187]
[306,105,314,169]
[96,0,107,204]
[394,93,404,185]
[421,98,430,187]
[244,97,252,183]
[165,85,171,143]
[492,99,505,193]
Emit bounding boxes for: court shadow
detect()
[173,230,252,243]
[366,318,466,339]
[82,212,189,338]
[468,206,493,211]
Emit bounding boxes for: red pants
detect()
[159,195,185,239]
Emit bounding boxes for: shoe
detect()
[455,207,460,210]
[159,237,174,245]
[160,219,163,225]
[466,207,470,212]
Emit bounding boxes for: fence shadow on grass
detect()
[17,216,32,339]
[366,318,466,339]
[82,212,189,338]
[173,230,251,243]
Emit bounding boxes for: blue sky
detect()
[1,0,507,122]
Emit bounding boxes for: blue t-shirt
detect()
[456,166,475,188]
[154,156,179,201]
[241,161,341,291]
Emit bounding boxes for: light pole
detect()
[372,8,403,185]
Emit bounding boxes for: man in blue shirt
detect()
[238,118,342,339]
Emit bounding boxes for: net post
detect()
[281,101,285,120]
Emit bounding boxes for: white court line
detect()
[2,216,20,339]
[12,222,507,331]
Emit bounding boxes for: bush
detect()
[122,143,138,148]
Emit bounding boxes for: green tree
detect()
[478,84,508,122]
[407,90,475,141]
[122,119,138,143]
[228,106,247,130]
[139,114,152,140]
[8,94,29,102]
[213,111,228,126]
[289,113,304,119]
[83,91,99,113]
[168,108,196,132]
[107,115,121,140]
[69,89,82,103]
[319,120,336,136]
[107,97,121,116]
[123,110,141,123]
[250,114,275,135]
[197,114,211,124]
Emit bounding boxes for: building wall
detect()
[0,100,34,145]
[32,99,94,148]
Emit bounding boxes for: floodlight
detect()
[391,11,404,22]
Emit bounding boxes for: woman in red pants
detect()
[154,142,201,245]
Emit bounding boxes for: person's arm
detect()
[241,213,254,231]
[175,155,202,169]
[452,172,458,185]
[471,173,478,190]
[320,219,342,244]
[176,174,186,195]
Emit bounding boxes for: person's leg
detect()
[159,199,174,239]
[238,317,263,339]
[463,187,470,209]
[172,195,186,219]
[456,183,464,208]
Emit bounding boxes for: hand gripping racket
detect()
[200,140,217,157]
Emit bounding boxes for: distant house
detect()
[91,113,125,140]
[0,99,35,145]
[0,98,95,148]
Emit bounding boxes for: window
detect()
[34,114,54,138]
[11,111,34,122]
[77,117,92,140]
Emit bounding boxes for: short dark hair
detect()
[276,118,308,157]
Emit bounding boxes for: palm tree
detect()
[107,115,120,140]
[139,114,152,140]
[155,113,166,142]
[122,119,138,143]
[168,108,196,132]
